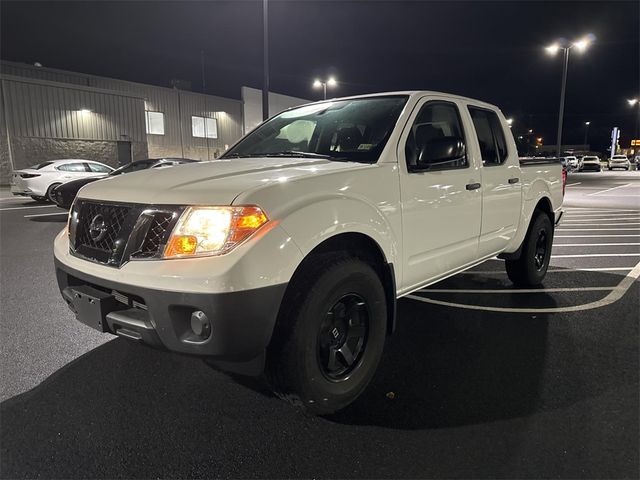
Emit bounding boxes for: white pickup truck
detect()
[54,91,564,414]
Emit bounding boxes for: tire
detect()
[505,211,554,287]
[46,183,61,203]
[30,195,48,203]
[266,254,387,415]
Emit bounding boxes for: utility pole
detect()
[555,47,569,159]
[583,121,590,147]
[200,50,206,93]
[262,0,269,121]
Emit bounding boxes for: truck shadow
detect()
[5,287,631,478]
[328,298,552,428]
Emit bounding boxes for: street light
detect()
[313,77,337,100]
[545,34,594,157]
[584,121,591,146]
[506,118,513,128]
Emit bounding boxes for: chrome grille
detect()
[69,200,182,267]
[75,202,131,254]
[133,212,175,258]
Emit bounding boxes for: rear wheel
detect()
[505,211,553,287]
[46,183,61,203]
[266,254,387,415]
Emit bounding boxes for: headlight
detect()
[163,206,268,258]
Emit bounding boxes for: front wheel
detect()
[266,255,387,415]
[505,211,553,287]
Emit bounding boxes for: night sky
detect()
[1,0,638,151]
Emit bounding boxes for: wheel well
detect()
[286,233,397,336]
[535,197,553,222]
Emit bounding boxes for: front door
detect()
[117,141,132,166]
[400,98,482,291]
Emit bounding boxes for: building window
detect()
[145,111,165,135]
[191,116,218,139]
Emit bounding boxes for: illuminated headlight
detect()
[163,206,268,258]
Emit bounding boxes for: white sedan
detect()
[608,155,631,170]
[10,159,114,202]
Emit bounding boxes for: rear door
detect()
[85,162,113,177]
[399,97,482,291]
[57,162,90,181]
[467,106,522,257]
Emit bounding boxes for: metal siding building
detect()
[0,61,243,184]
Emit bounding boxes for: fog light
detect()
[190,310,211,338]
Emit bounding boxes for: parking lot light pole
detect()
[546,35,594,158]
[584,121,591,146]
[313,77,337,100]
[262,0,269,121]
[629,98,639,139]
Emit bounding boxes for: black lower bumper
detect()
[55,259,287,371]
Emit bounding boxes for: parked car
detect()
[52,158,199,208]
[10,160,114,203]
[580,155,602,172]
[54,91,564,414]
[565,156,579,170]
[608,154,631,170]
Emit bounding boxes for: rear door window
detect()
[86,163,112,173]
[468,107,509,165]
[57,163,88,172]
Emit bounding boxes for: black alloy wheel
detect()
[534,229,548,271]
[317,293,369,381]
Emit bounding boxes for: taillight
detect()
[562,167,567,196]
[20,173,40,179]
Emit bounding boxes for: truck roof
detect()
[293,90,500,113]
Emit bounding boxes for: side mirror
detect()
[414,137,466,170]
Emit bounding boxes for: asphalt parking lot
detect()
[1,170,638,479]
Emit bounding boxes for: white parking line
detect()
[407,260,640,313]
[564,208,639,212]
[555,234,640,238]
[564,213,640,217]
[420,286,613,294]
[588,183,633,196]
[0,205,57,211]
[23,212,68,218]
[551,253,640,258]
[561,222,640,226]
[557,228,640,231]
[566,182,582,186]
[460,267,633,275]
[552,243,640,247]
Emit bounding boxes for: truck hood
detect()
[77,157,371,205]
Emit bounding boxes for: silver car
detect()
[608,155,631,170]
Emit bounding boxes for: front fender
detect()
[278,195,401,266]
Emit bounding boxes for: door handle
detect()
[508,177,519,184]
[466,183,481,190]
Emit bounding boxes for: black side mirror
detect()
[414,137,466,171]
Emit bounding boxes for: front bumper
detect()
[55,258,287,368]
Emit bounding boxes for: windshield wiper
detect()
[261,151,333,159]
[223,151,371,163]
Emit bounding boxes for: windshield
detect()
[222,96,408,163]
[109,159,157,175]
